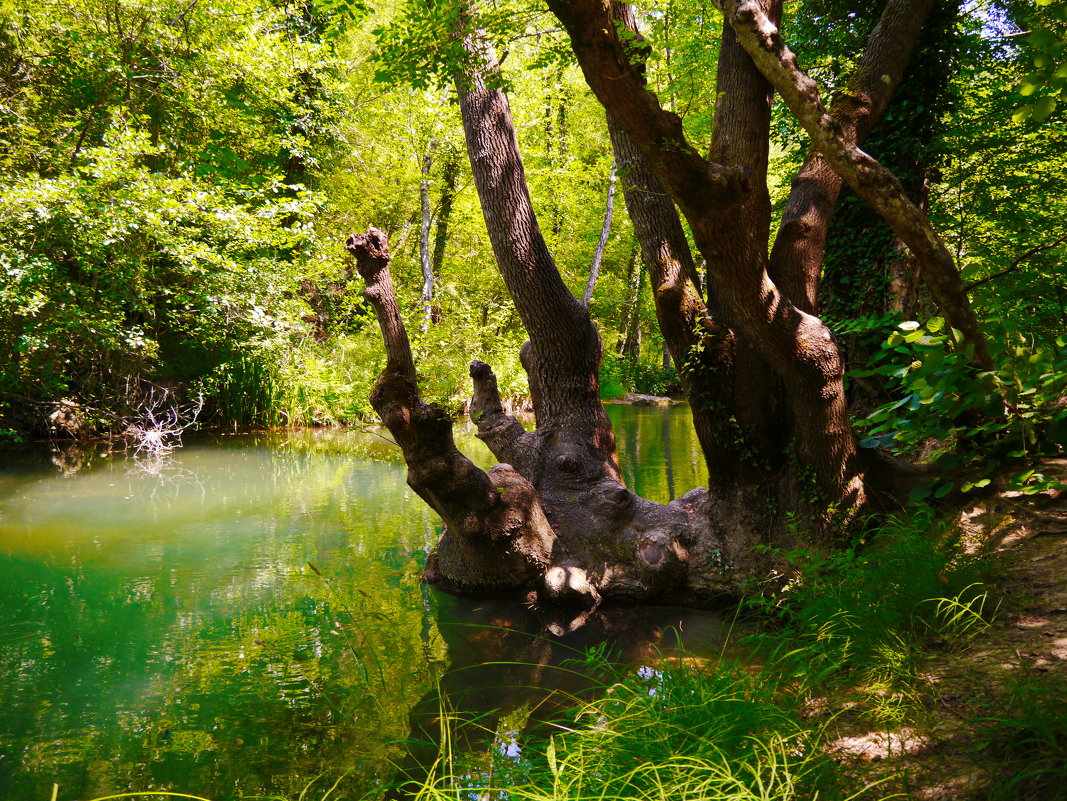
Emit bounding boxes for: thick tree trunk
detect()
[718,0,991,369]
[553,0,864,516]
[350,0,974,610]
[346,12,750,609]
[348,227,727,606]
[344,229,557,596]
[607,115,742,486]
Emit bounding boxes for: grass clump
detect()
[532,662,843,801]
[410,658,856,801]
[974,675,1067,801]
[402,511,1001,801]
[762,513,992,726]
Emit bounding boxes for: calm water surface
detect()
[0,406,722,800]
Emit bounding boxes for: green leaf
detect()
[1032,96,1058,122]
[1031,27,1058,50]
[934,452,961,469]
[1019,73,1045,97]
[547,737,559,777]
[1012,470,1036,485]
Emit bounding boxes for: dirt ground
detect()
[813,458,1067,799]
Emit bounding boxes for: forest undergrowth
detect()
[397,462,1067,801]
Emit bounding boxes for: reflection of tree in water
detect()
[127,454,207,503]
[391,595,728,798]
[662,411,675,501]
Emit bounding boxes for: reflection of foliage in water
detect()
[0,413,715,799]
[0,433,446,800]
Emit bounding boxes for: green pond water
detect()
[0,405,726,801]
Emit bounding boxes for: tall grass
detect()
[398,510,1001,801]
[200,335,379,430]
[974,675,1067,800]
[757,512,993,725]
[405,656,855,801]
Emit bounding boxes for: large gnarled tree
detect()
[351,0,986,608]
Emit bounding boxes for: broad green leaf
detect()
[1031,27,1057,50]
[1019,74,1044,97]
[1032,96,1058,121]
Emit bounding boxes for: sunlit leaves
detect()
[0,0,358,433]
[1012,1,1067,123]
[844,315,1067,495]
[371,0,555,91]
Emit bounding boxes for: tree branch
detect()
[768,0,936,311]
[469,359,536,471]
[453,13,611,432]
[345,229,416,383]
[345,228,557,595]
[544,0,749,219]
[965,233,1067,292]
[717,0,992,369]
[549,1,864,507]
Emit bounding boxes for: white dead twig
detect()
[125,386,205,456]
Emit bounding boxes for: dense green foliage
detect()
[0,0,359,435]
[3,0,1062,460]
[405,511,1038,800]
[0,0,683,442]
[2,2,1067,799]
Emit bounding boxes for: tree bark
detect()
[768,0,938,313]
[349,0,978,609]
[454,26,610,439]
[607,115,741,486]
[345,229,557,597]
[345,8,749,608]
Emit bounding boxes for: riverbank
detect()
[818,458,1067,799]
[406,460,1067,801]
